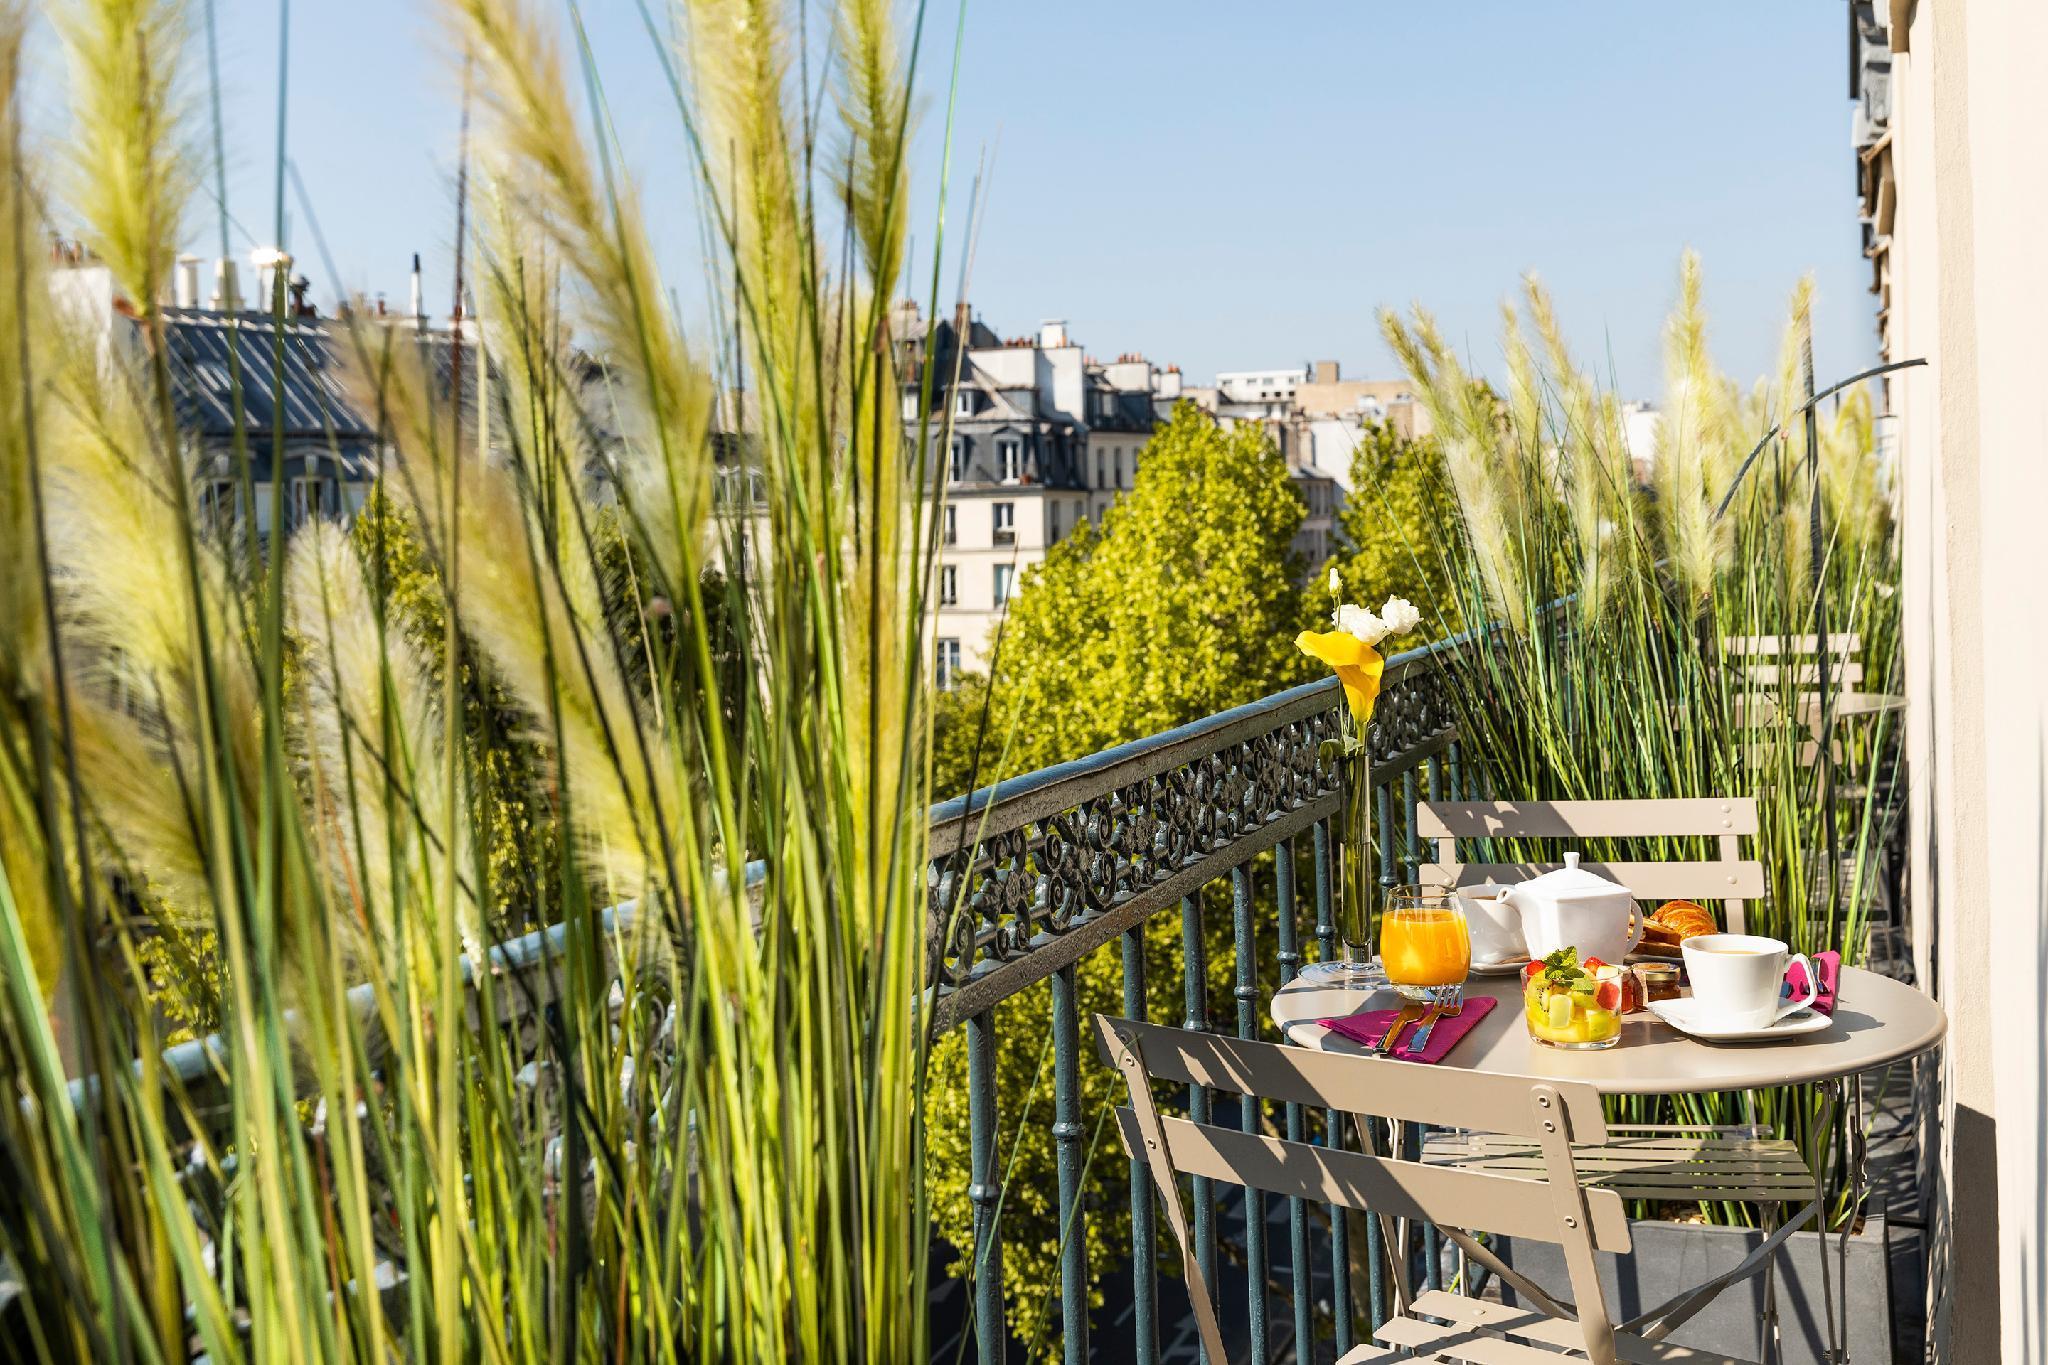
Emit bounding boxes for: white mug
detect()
[1681,934,1817,1029]
[1454,884,1528,965]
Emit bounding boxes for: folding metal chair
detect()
[1097,1013,1768,1364]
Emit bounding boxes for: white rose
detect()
[1334,601,1386,643]
[1378,597,1420,638]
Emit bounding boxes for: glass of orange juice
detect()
[1380,886,1471,1003]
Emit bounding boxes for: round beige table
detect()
[1272,966,1942,1361]
[1270,964,1945,1093]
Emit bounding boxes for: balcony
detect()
[922,631,1923,1363]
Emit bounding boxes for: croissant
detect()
[1651,900,1718,940]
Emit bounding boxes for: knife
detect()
[1377,1002,1426,1055]
[1406,1002,1447,1055]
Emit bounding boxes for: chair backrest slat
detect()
[1112,1109,1633,1254]
[1416,798,1758,839]
[1743,660,1865,689]
[1420,859,1765,901]
[1723,632,1862,658]
[1418,798,1761,933]
[1091,1015,1610,1142]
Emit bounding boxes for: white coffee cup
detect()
[1454,883,1528,965]
[1681,934,1817,1029]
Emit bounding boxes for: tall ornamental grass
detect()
[0,0,953,1358]
[1384,257,1902,1223]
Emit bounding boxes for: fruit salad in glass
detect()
[1521,948,1625,1049]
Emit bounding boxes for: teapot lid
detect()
[1518,851,1630,899]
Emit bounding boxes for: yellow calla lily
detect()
[1296,629,1385,726]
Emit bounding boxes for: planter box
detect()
[1492,1215,1890,1364]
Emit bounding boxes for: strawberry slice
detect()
[1521,960,1544,984]
[1583,956,1608,972]
[1594,979,1622,1012]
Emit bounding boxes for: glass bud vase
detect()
[1333,747,1387,987]
[1302,734,1387,990]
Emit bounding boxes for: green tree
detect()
[1305,421,1465,642]
[926,402,1314,1353]
[930,670,993,800]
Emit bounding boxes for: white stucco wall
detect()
[1887,1,2048,1357]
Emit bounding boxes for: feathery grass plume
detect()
[1382,303,1528,631]
[287,521,476,964]
[50,0,194,314]
[1822,384,1887,555]
[41,319,264,924]
[1526,274,1625,619]
[0,5,40,693]
[678,0,806,384]
[340,329,673,895]
[0,1,60,988]
[1500,297,1550,490]
[1653,250,1732,603]
[470,181,606,628]
[443,0,716,598]
[1770,277,1818,595]
[833,0,913,286]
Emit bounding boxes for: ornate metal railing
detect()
[924,637,1469,1364]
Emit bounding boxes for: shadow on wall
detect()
[2026,751,2047,1362]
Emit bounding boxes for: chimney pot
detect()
[212,258,241,311]
[174,254,201,309]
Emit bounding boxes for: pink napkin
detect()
[1317,995,1499,1063]
[1786,950,1841,1016]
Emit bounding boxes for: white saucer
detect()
[1470,957,1532,977]
[1645,996,1833,1042]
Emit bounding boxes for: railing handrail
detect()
[926,633,1450,847]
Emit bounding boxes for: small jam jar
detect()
[1632,962,1681,1008]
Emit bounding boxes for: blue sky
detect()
[170,0,1871,401]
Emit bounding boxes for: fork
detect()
[1408,984,1466,1053]
[1376,1001,1426,1055]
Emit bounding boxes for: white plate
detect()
[1645,996,1833,1041]
[1469,957,1532,977]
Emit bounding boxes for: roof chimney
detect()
[1039,319,1068,349]
[289,275,314,318]
[249,247,289,307]
[1312,359,1339,384]
[211,257,240,311]
[952,299,970,335]
[410,253,424,325]
[174,255,201,309]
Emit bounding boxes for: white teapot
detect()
[1497,852,1643,965]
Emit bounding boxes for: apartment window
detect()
[1049,502,1061,541]
[942,505,957,545]
[939,564,958,606]
[949,437,968,482]
[993,563,1014,607]
[996,436,1022,483]
[1095,450,1106,488]
[935,638,962,691]
[290,476,328,529]
[954,389,975,418]
[992,501,1015,544]
[201,479,237,525]
[1114,450,1125,488]
[901,390,920,421]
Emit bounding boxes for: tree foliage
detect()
[926,402,1314,1353]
